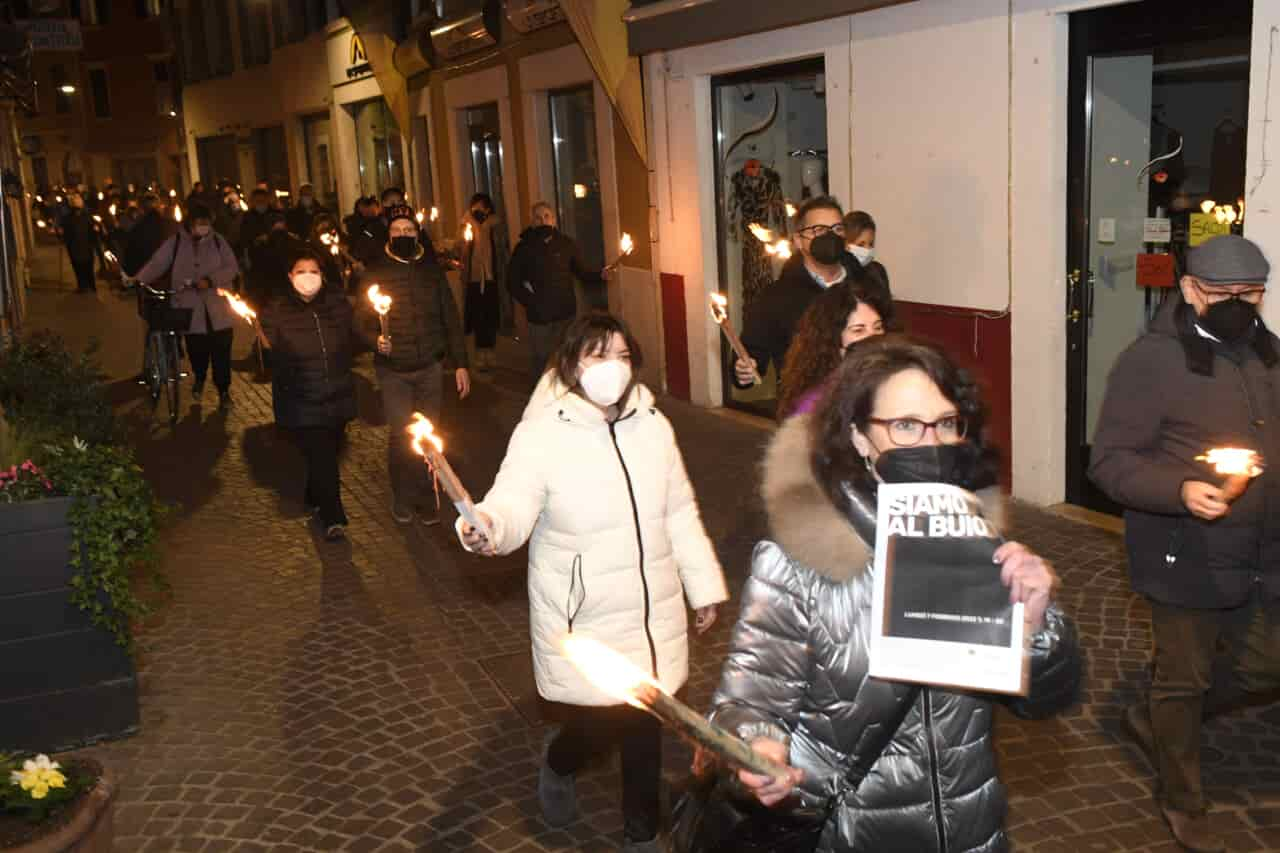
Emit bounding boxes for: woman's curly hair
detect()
[810,334,998,510]
[778,280,892,417]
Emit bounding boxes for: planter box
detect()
[3,763,116,853]
[0,498,139,751]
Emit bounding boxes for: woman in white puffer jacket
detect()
[459,313,728,852]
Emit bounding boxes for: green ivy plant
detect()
[38,438,168,651]
[0,333,116,446]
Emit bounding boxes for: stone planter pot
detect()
[2,764,117,853]
[0,498,139,751]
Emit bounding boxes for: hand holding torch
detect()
[710,293,761,384]
[563,635,792,781]
[1197,447,1265,503]
[408,414,492,542]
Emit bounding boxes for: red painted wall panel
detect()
[661,273,692,402]
[895,301,1013,483]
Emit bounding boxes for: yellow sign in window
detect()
[1189,213,1231,247]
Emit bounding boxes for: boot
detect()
[1160,807,1225,853]
[538,729,577,828]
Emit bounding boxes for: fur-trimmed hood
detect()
[762,414,1007,584]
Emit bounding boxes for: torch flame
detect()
[319,232,333,245]
[367,284,392,316]
[168,189,176,198]
[765,239,793,259]
[173,205,183,223]
[407,413,444,457]
[239,198,249,212]
[563,635,657,710]
[217,289,258,322]
[103,250,118,264]
[92,214,102,223]
[430,206,439,222]
[464,222,474,242]
[108,203,117,216]
[1197,447,1264,477]
[97,191,104,201]
[785,202,797,218]
[415,209,425,225]
[36,219,46,229]
[619,232,635,257]
[330,244,340,256]
[709,292,729,324]
[748,223,774,243]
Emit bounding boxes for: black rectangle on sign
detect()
[885,535,1012,647]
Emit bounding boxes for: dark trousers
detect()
[185,328,234,392]
[1146,590,1280,813]
[377,362,443,510]
[292,425,347,527]
[546,703,661,842]
[70,253,95,292]
[465,280,500,349]
[528,318,571,388]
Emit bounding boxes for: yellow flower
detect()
[31,782,49,799]
[9,755,64,800]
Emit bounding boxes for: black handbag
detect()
[670,687,921,853]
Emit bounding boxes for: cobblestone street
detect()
[20,274,1280,852]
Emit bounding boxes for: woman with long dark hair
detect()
[700,335,1081,852]
[457,313,729,852]
[778,281,890,417]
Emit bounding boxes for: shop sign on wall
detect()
[329,28,374,86]
[16,19,82,51]
[1142,217,1171,244]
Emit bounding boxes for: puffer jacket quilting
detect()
[709,416,1081,852]
[260,286,357,429]
[354,250,468,372]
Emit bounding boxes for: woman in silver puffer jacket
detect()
[708,336,1082,852]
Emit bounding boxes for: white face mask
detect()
[292,272,323,298]
[192,224,212,238]
[848,244,876,266]
[579,359,632,407]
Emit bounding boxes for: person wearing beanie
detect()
[1091,234,1280,853]
[134,201,241,408]
[353,204,470,526]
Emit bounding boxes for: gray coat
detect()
[1089,296,1280,608]
[709,416,1081,853]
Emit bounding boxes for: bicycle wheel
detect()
[145,333,163,404]
[164,334,180,425]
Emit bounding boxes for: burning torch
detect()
[408,414,491,540]
[710,293,761,384]
[563,635,791,780]
[749,222,792,259]
[603,232,635,275]
[1197,447,1265,503]
[367,284,392,341]
[218,289,269,371]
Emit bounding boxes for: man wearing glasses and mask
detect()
[1091,235,1280,853]
[733,195,889,393]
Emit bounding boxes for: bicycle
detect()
[134,281,191,426]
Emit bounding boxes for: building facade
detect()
[631,0,1280,509]
[17,0,183,191]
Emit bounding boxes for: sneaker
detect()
[418,506,442,527]
[538,729,577,828]
[391,502,413,525]
[1160,807,1224,853]
[218,390,233,409]
[324,523,346,541]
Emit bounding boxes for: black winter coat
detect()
[285,203,326,240]
[60,209,98,261]
[710,417,1080,852]
[739,253,893,387]
[344,214,388,266]
[122,211,171,277]
[239,209,276,260]
[260,286,357,429]
[507,225,601,324]
[354,249,468,372]
[1090,297,1280,608]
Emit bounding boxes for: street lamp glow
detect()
[58,84,75,94]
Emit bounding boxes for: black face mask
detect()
[471,209,489,224]
[1200,296,1259,343]
[809,231,845,266]
[874,443,994,491]
[390,235,419,259]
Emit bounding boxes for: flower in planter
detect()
[0,458,54,501]
[9,756,66,801]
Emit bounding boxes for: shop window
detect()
[178,3,210,84]
[252,125,291,194]
[464,103,506,223]
[237,0,272,68]
[88,68,110,118]
[711,57,827,416]
[154,60,176,116]
[197,134,239,188]
[548,86,605,271]
[302,113,337,208]
[352,98,405,198]
[204,0,234,77]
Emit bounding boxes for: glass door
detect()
[711,58,827,417]
[462,103,514,335]
[1065,0,1253,511]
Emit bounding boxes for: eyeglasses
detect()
[796,223,845,239]
[866,415,968,447]
[1194,283,1265,303]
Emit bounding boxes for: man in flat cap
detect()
[1091,235,1280,852]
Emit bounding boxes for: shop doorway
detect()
[711,57,828,417]
[460,102,515,336]
[1065,0,1252,512]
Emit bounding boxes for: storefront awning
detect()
[623,0,917,55]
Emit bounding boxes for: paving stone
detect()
[17,279,1280,851]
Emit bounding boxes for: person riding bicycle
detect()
[134,203,241,408]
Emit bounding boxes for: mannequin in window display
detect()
[727,158,786,306]
[799,156,826,200]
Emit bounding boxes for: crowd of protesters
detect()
[39,169,1280,853]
